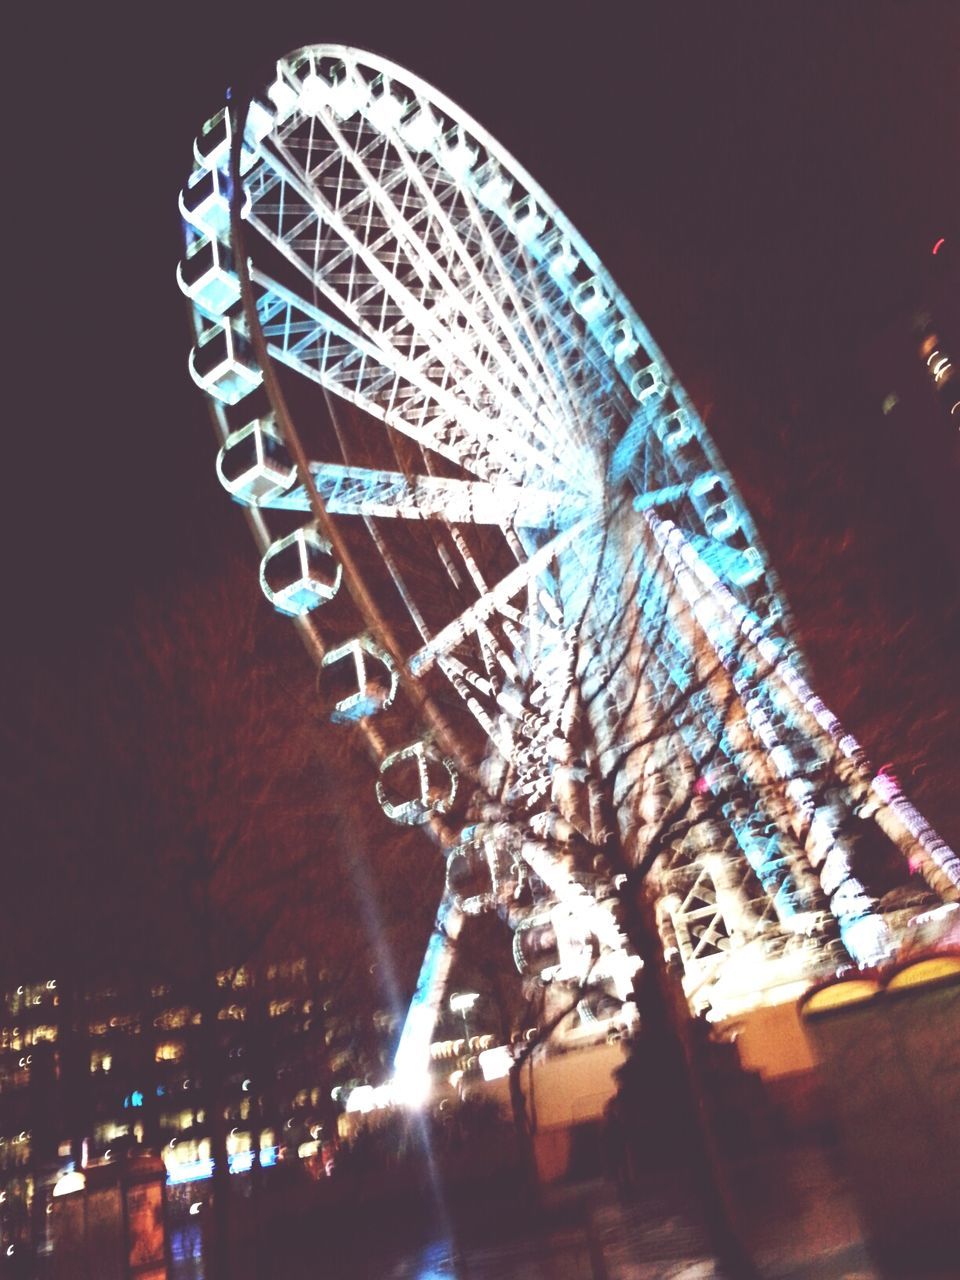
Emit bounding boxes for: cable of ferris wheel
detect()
[322,388,433,644]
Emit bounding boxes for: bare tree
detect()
[119,553,442,1279]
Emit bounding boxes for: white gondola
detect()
[510,195,547,248]
[512,912,560,979]
[375,741,458,825]
[177,236,240,318]
[244,94,277,147]
[544,232,579,282]
[657,408,695,449]
[189,315,262,406]
[319,636,398,723]
[193,107,265,177]
[297,64,364,122]
[571,277,612,323]
[259,526,342,616]
[266,70,299,124]
[444,824,523,916]
[437,126,477,179]
[194,110,231,171]
[689,472,727,517]
[215,415,296,505]
[473,161,512,214]
[703,499,739,541]
[365,82,407,132]
[398,102,439,153]
[179,167,230,240]
[622,355,663,402]
[602,318,638,363]
[444,839,500,916]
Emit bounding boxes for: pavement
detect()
[165,1139,958,1280]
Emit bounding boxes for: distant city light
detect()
[343,1082,399,1113]
[164,1146,278,1185]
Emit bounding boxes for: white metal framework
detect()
[179,46,960,1096]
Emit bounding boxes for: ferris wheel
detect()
[178,46,959,1098]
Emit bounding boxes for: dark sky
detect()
[4,4,959,864]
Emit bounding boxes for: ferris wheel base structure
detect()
[178,46,960,1103]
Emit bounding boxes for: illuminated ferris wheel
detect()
[178,46,959,1096]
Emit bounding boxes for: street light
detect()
[448,991,479,1046]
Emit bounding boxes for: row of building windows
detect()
[2,1004,318,1072]
[0,1025,57,1052]
[3,984,57,1018]
[0,961,378,1222]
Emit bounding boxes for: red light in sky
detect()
[932,237,945,255]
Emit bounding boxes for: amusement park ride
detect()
[177,45,960,1102]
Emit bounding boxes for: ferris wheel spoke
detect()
[252,270,567,488]
[314,115,578,446]
[301,115,569,426]
[405,189,636,463]
[447,200,600,455]
[262,459,585,527]
[249,88,633,487]
[408,516,596,677]
[253,138,578,476]
[436,656,517,761]
[366,141,581,453]
[499,264,635,454]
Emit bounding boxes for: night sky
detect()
[4,4,958,964]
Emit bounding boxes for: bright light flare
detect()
[52,1170,86,1198]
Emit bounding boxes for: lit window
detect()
[155,1042,185,1064]
[154,1007,191,1031]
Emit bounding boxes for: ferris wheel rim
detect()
[234,44,802,657]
